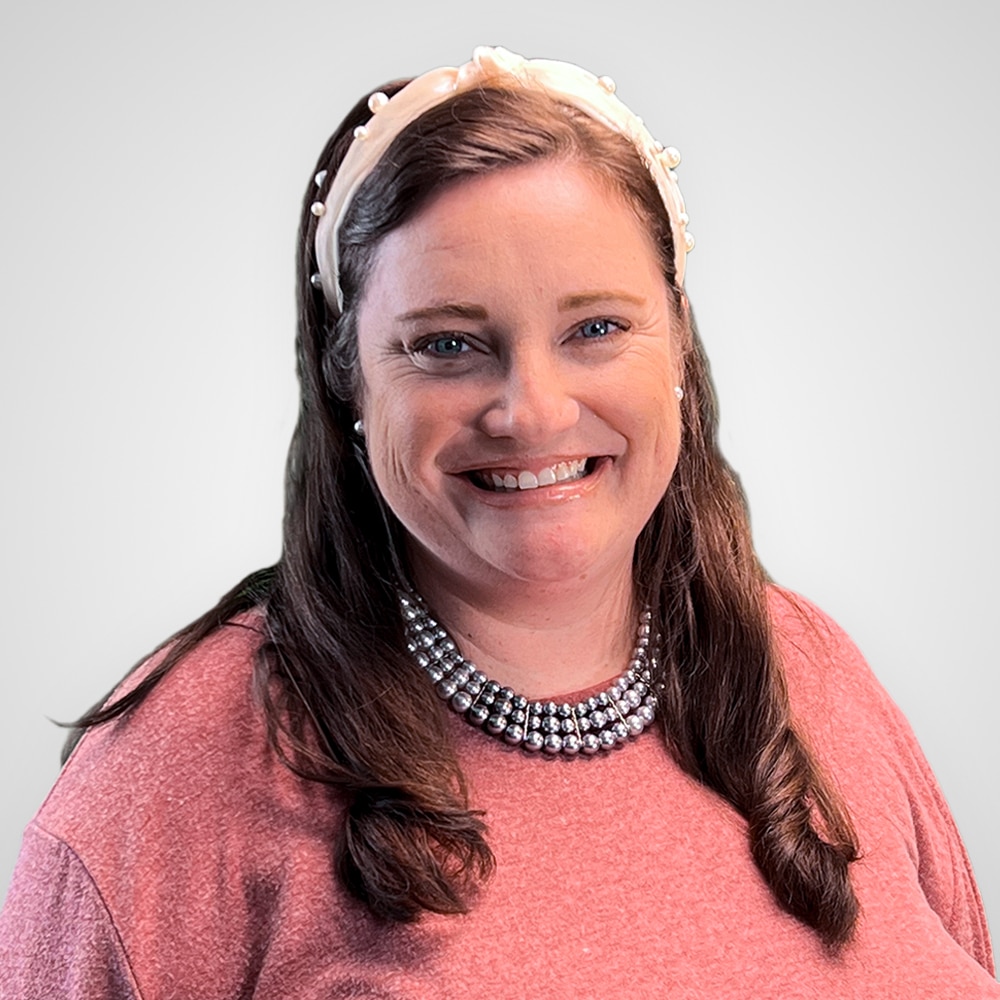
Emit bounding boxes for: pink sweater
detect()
[1,590,997,998]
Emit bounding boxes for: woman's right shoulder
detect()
[59,611,271,779]
[31,609,314,870]
[1,610,348,998]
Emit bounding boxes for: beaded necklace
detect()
[400,592,658,756]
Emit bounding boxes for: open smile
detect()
[466,457,601,492]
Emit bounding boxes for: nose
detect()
[477,348,581,443]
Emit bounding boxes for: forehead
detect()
[359,160,667,315]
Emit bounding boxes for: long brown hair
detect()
[67,82,859,946]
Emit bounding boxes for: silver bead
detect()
[310,273,322,289]
[581,733,601,755]
[599,729,617,749]
[627,714,645,736]
[436,678,458,700]
[542,734,564,754]
[612,721,629,742]
[637,705,655,724]
[486,714,508,736]
[503,724,525,745]
[467,704,490,726]
[450,690,474,713]
[523,731,545,752]
[590,710,607,730]
[562,733,582,755]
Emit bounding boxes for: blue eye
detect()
[578,319,619,339]
[420,336,469,356]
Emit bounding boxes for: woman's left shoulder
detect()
[766,586,997,979]
[764,584,932,795]
[765,584,893,720]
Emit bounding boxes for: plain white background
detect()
[2,0,997,941]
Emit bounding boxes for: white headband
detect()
[312,46,694,312]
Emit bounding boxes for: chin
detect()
[481,533,630,588]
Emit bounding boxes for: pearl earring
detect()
[674,386,684,401]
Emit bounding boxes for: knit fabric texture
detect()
[1,589,997,998]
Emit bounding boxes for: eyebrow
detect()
[395,292,647,324]
[558,291,647,310]
[395,302,489,323]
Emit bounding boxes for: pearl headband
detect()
[312,45,694,313]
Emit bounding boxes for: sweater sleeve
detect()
[0,822,141,1000]
[879,677,996,975]
[772,587,996,977]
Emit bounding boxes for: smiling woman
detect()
[356,162,682,659]
[1,46,997,999]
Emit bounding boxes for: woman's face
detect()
[355,160,683,595]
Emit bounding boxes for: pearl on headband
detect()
[313,46,694,313]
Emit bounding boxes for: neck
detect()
[409,558,637,700]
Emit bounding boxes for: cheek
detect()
[361,387,447,510]
[631,383,683,496]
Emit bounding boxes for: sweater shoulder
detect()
[34,612,277,854]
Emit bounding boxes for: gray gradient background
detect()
[2,0,997,938]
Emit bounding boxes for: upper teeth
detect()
[488,459,588,491]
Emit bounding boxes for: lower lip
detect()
[455,457,611,507]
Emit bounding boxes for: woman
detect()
[1,46,996,998]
